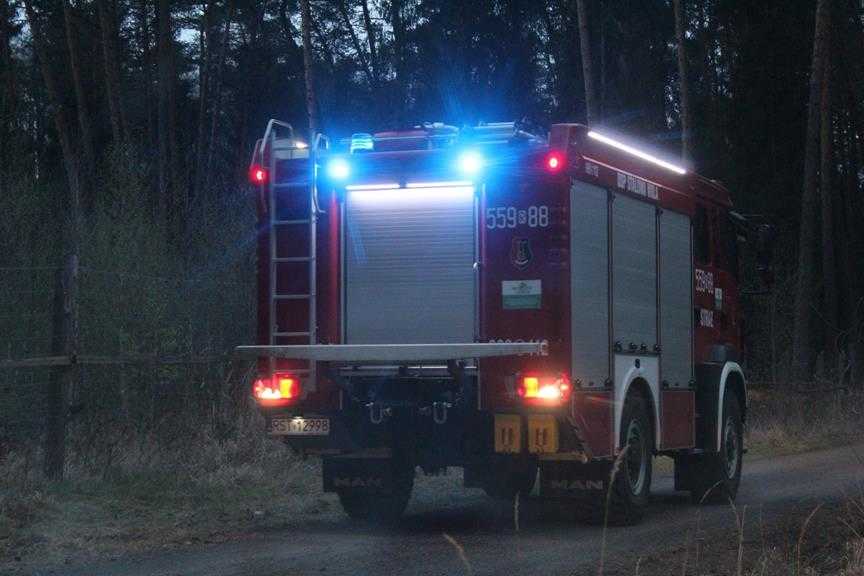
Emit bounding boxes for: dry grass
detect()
[0,433,339,566]
[3,388,864,569]
[629,499,864,576]
[746,388,864,456]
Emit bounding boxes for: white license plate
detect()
[270,417,330,436]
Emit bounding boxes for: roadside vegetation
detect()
[629,499,864,576]
[746,387,864,456]
[3,386,864,570]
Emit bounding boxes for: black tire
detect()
[689,392,743,504]
[575,393,653,526]
[336,462,415,525]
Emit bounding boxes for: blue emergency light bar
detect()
[457,150,484,176]
[350,133,375,153]
[326,157,351,180]
[324,149,487,186]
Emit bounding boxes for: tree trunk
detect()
[360,0,378,83]
[819,44,837,378]
[842,0,864,167]
[792,0,831,382]
[600,0,606,118]
[846,131,864,386]
[673,0,692,163]
[300,0,319,140]
[96,0,128,145]
[337,0,375,88]
[575,0,597,125]
[24,0,81,481]
[0,0,15,198]
[840,66,864,386]
[156,0,170,217]
[137,0,160,215]
[205,0,234,187]
[62,0,95,181]
[389,0,407,125]
[156,0,182,228]
[24,0,80,208]
[194,0,214,199]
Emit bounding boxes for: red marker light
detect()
[517,374,571,404]
[249,164,268,185]
[544,151,565,173]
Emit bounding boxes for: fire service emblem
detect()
[510,237,532,269]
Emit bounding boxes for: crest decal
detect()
[510,237,532,270]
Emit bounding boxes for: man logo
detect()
[549,479,605,491]
[510,237,532,269]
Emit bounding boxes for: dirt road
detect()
[25,444,864,576]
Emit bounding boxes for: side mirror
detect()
[755,224,776,288]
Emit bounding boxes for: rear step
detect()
[236,342,542,363]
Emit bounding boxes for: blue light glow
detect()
[327,157,351,180]
[350,133,374,153]
[457,150,484,176]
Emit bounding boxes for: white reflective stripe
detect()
[717,361,746,450]
[613,355,661,449]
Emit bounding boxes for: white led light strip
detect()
[349,186,474,203]
[344,183,400,191]
[587,131,687,175]
[406,180,473,188]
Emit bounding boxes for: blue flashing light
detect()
[350,133,374,153]
[327,157,351,180]
[457,150,484,176]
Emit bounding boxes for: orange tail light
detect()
[517,374,571,405]
[253,373,300,405]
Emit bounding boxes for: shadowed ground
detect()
[20,443,864,576]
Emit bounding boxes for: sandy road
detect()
[29,444,864,576]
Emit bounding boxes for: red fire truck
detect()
[240,120,764,525]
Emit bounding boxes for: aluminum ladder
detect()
[257,120,326,386]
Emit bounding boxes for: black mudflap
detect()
[539,460,611,498]
[322,457,395,494]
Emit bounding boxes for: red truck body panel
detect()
[253,123,742,457]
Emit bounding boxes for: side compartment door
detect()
[570,181,613,457]
[612,194,659,448]
[659,209,695,449]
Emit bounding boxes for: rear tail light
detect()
[517,374,571,405]
[253,373,300,405]
[248,164,268,185]
[544,151,566,173]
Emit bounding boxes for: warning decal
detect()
[502,280,542,310]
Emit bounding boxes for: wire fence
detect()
[0,259,258,474]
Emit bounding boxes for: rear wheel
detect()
[336,461,415,524]
[688,392,743,504]
[575,393,652,525]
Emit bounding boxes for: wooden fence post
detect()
[43,254,79,480]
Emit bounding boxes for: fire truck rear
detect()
[240,120,760,524]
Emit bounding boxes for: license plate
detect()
[270,417,330,436]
